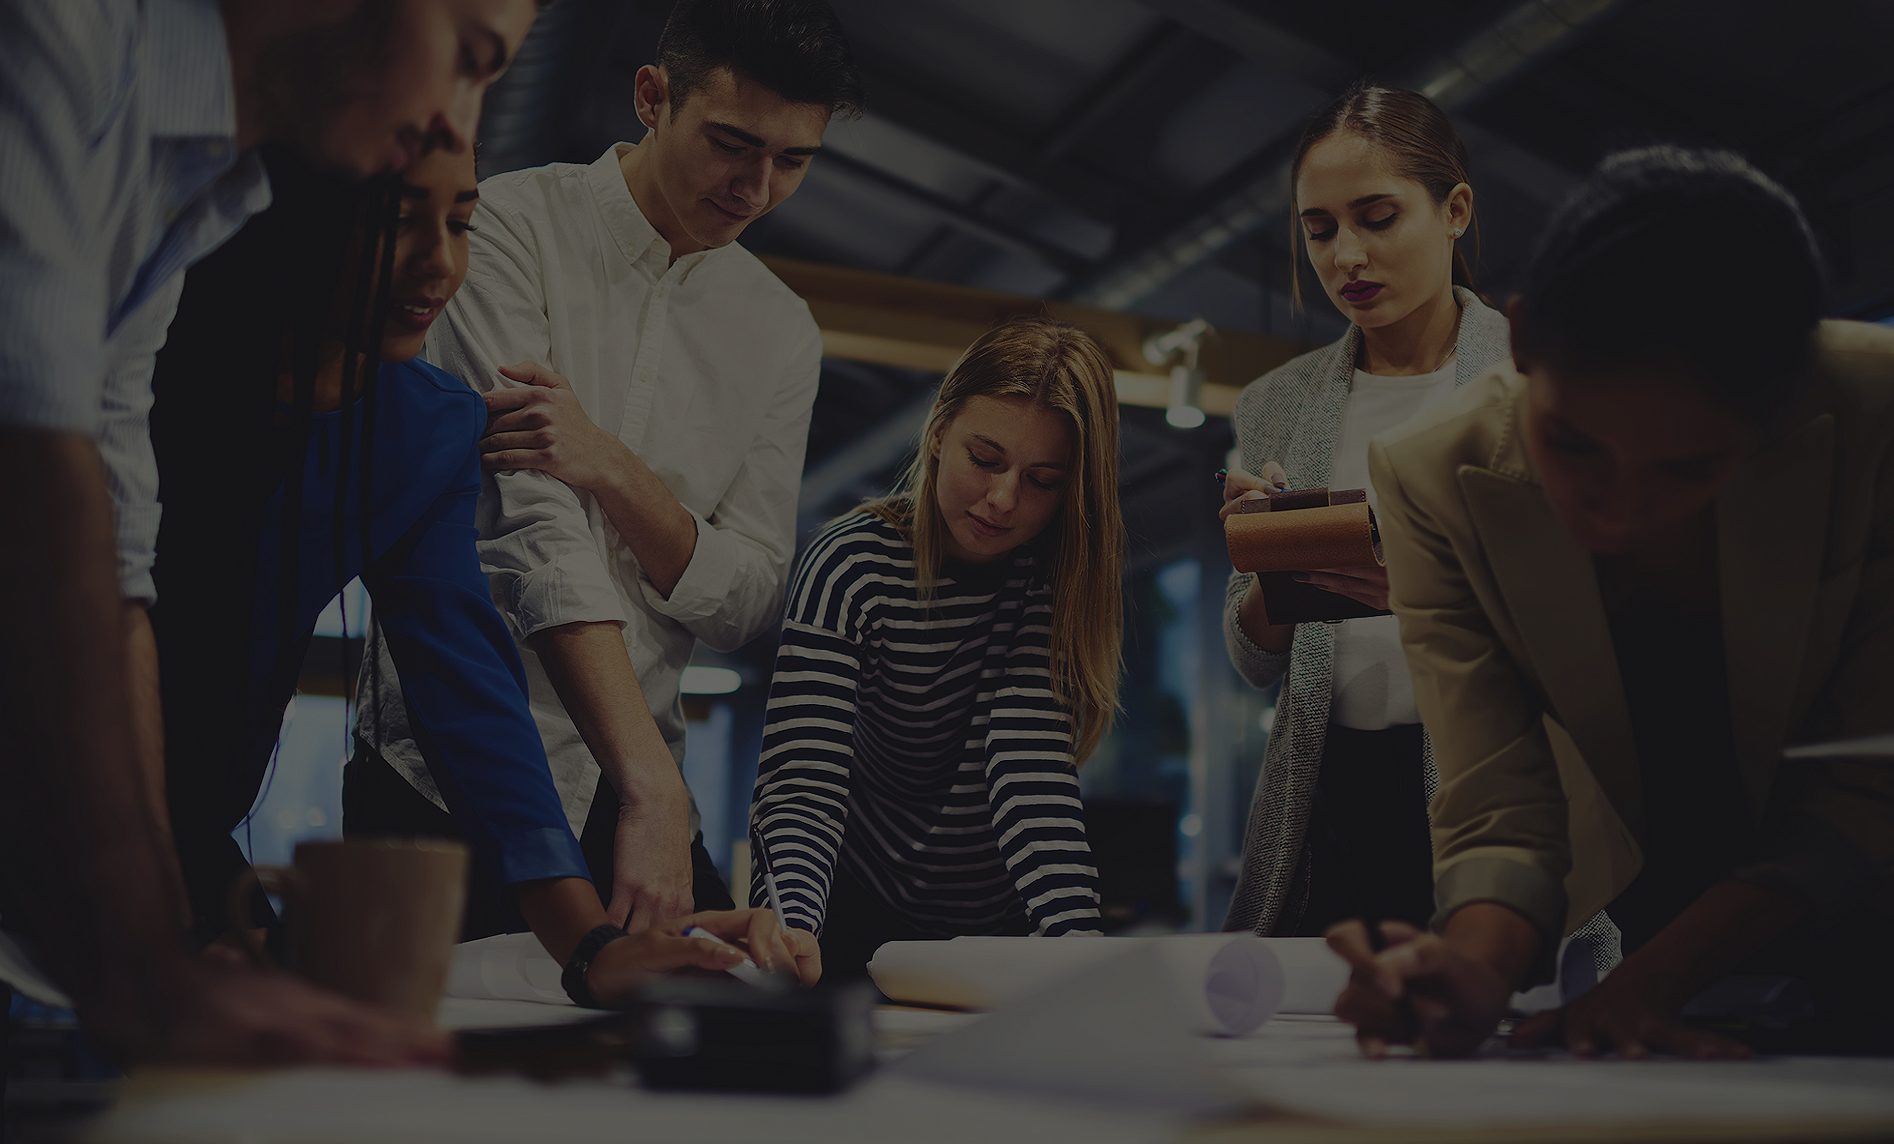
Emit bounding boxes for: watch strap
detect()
[561,923,627,1008]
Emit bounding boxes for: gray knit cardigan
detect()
[1219,288,1620,975]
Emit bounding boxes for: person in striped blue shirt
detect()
[750,316,1127,979]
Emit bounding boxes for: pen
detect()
[751,824,790,933]
[1214,467,1290,492]
[680,925,770,986]
[763,872,789,934]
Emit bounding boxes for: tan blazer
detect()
[1367,319,1894,944]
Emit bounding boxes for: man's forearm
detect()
[1610,880,1805,1007]
[123,601,185,922]
[526,621,686,808]
[1442,901,1545,991]
[515,876,617,963]
[0,431,191,1035]
[592,452,697,598]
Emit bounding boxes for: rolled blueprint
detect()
[868,935,1350,1036]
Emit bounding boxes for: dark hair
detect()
[656,0,862,118]
[148,153,398,899]
[1513,145,1826,417]
[1289,82,1478,308]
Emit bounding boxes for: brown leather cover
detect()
[1225,487,1388,624]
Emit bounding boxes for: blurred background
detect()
[258,0,1894,932]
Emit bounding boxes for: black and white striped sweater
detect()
[749,511,1102,937]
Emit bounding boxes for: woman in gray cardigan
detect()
[1219,85,1617,979]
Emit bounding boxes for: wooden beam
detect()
[761,256,1306,418]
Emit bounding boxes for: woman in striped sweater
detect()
[750,316,1126,979]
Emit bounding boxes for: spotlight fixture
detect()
[1143,318,1213,430]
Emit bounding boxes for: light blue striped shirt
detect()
[0,0,271,600]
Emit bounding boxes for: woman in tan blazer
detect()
[1333,146,1894,1059]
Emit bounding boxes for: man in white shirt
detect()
[0,0,542,1064]
[351,0,862,935]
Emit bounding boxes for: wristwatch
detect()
[561,923,628,1008]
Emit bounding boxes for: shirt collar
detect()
[587,143,724,282]
[141,0,240,145]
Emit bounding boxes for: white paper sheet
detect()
[442,932,569,1007]
[867,934,1349,1035]
[1228,1051,1894,1127]
[89,1067,1184,1144]
[890,943,1248,1115]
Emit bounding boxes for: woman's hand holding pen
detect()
[1217,462,1289,521]
[1217,462,1389,611]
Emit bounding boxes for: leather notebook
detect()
[1224,487,1388,624]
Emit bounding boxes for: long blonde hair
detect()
[863,315,1125,763]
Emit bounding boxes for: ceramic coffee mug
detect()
[231,838,469,1019]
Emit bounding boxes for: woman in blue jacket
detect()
[149,144,816,1002]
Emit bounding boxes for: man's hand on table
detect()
[585,908,824,1004]
[1511,963,1750,1060]
[1326,919,1512,1059]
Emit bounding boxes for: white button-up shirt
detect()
[360,143,822,835]
[0,0,271,601]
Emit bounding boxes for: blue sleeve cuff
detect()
[490,825,591,887]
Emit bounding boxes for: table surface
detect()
[70,998,1894,1144]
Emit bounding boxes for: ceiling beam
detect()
[848,62,1133,227]
[816,151,1095,273]
[762,256,1306,416]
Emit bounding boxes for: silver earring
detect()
[1450,228,1463,238]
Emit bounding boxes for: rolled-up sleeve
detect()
[1370,438,1569,976]
[98,280,183,602]
[1223,570,1292,689]
[633,321,820,653]
[1222,381,1293,690]
[425,196,629,641]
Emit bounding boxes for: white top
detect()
[358,143,822,835]
[0,0,271,600]
[1328,360,1458,730]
